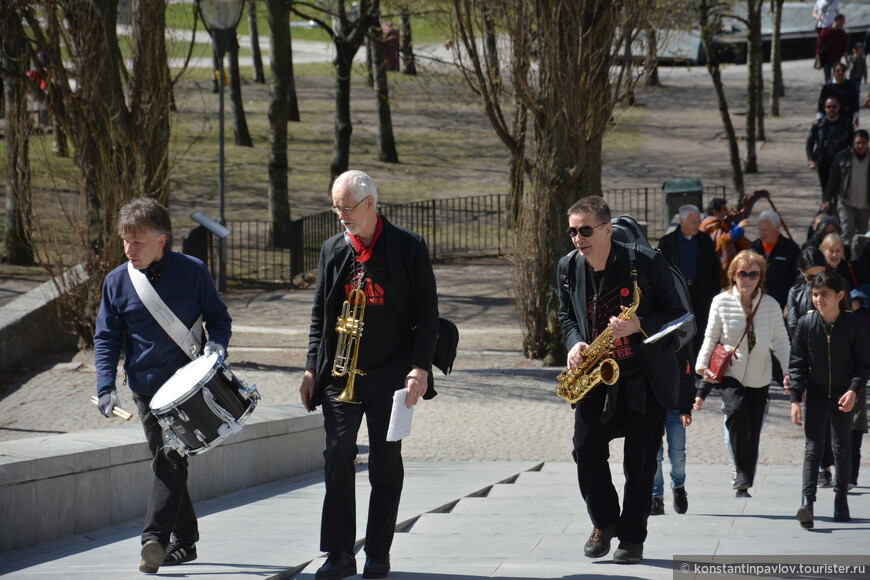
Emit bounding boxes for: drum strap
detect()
[127,262,204,360]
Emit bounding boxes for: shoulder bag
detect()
[708,294,762,382]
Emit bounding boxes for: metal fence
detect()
[204,186,727,285]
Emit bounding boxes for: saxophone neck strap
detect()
[126,261,203,360]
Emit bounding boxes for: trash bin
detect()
[662,178,704,228]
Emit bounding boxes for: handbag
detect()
[432,317,459,375]
[707,295,762,382]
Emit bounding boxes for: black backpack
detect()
[610,214,696,351]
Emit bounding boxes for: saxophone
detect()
[331,287,367,404]
[556,270,642,404]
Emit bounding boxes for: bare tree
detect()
[698,0,745,195]
[449,0,653,362]
[248,0,266,83]
[14,0,174,346]
[769,0,786,115]
[369,1,399,163]
[228,35,253,147]
[399,3,417,75]
[745,0,764,170]
[1,5,34,265]
[266,0,295,246]
[293,0,371,184]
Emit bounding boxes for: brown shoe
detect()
[583,525,615,558]
[613,540,643,563]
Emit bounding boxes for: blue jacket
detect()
[94,252,232,396]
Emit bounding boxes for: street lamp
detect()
[197,0,244,292]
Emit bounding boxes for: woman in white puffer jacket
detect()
[695,250,791,497]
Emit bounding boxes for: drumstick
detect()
[90,396,134,421]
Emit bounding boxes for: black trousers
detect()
[320,384,403,557]
[133,394,198,546]
[719,379,768,489]
[572,382,667,544]
[852,430,864,485]
[802,390,854,499]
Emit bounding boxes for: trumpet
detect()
[331,287,367,404]
[556,271,641,403]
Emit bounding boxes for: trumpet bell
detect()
[333,387,361,404]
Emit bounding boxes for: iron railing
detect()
[196,186,727,285]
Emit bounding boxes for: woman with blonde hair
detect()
[695,250,791,497]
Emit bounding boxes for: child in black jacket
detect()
[789,269,870,529]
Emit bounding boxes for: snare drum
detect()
[149,352,260,456]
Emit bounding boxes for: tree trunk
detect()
[229,35,253,147]
[700,0,745,195]
[744,0,761,173]
[130,0,171,206]
[399,5,416,75]
[645,27,659,87]
[266,0,293,248]
[1,6,34,266]
[248,0,266,83]
[770,0,785,115]
[365,38,375,88]
[331,45,355,183]
[369,13,399,163]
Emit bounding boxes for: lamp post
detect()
[198,0,244,292]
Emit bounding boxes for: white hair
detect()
[678,204,700,222]
[333,170,379,205]
[758,209,781,227]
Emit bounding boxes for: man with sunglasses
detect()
[557,196,687,564]
[299,170,439,580]
[817,63,859,127]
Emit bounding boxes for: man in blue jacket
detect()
[94,197,232,574]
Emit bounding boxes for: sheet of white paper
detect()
[642,313,695,344]
[386,389,414,442]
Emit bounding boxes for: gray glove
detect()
[98,389,120,418]
[204,341,226,361]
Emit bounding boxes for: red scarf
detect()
[348,215,384,263]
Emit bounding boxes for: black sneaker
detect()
[613,541,643,564]
[735,488,752,498]
[650,496,665,515]
[673,486,688,514]
[164,540,197,566]
[139,540,165,574]
[583,526,615,558]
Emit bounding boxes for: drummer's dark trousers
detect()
[133,394,199,546]
[320,385,403,557]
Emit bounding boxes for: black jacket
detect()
[305,218,439,408]
[557,241,687,410]
[657,228,721,338]
[789,310,870,403]
[749,235,800,308]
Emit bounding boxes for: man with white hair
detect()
[749,209,801,309]
[299,170,440,580]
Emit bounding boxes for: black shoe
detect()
[650,495,665,516]
[613,541,643,564]
[583,525,615,558]
[834,491,851,522]
[316,551,357,580]
[363,554,391,579]
[673,486,688,514]
[139,540,165,574]
[796,497,814,529]
[735,488,752,498]
[163,540,197,566]
[819,468,833,488]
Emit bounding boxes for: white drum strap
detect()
[127,262,203,360]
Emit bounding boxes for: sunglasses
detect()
[567,222,607,238]
[825,105,840,110]
[736,270,760,280]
